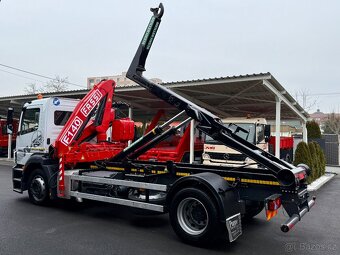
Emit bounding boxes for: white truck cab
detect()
[15,97,79,166]
[203,117,270,167]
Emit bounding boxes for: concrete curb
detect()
[307,173,336,192]
[0,158,14,167]
[326,165,340,175]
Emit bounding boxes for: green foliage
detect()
[306,120,321,139]
[293,141,326,184]
[308,142,319,180]
[293,142,312,182]
[316,144,326,176]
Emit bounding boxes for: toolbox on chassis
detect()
[12,3,315,245]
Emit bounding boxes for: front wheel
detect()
[169,188,224,245]
[28,169,50,205]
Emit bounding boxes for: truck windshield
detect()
[205,123,256,145]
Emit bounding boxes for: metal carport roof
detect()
[0,72,308,123]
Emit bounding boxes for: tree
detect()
[308,142,319,180]
[43,75,69,92]
[294,142,315,183]
[294,89,318,112]
[293,141,326,183]
[306,120,321,139]
[316,144,326,176]
[323,112,340,135]
[24,76,69,94]
[294,141,312,167]
[24,83,43,94]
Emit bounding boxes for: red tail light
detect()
[266,195,282,220]
[295,172,306,181]
[268,197,282,211]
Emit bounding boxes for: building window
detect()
[88,79,95,87]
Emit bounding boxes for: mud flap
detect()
[226,213,242,242]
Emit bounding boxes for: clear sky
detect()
[0,0,339,113]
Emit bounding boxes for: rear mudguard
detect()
[166,172,241,222]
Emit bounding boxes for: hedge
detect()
[308,142,319,180]
[316,144,326,176]
[293,141,326,184]
[293,142,312,183]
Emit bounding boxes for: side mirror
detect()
[264,124,271,143]
[7,107,14,135]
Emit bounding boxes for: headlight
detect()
[202,153,210,160]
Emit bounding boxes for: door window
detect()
[257,124,265,143]
[20,108,40,135]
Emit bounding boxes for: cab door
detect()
[16,106,42,165]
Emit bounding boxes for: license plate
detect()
[226,213,242,242]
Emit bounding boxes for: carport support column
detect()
[302,121,308,143]
[190,119,195,163]
[275,96,281,158]
[128,106,133,146]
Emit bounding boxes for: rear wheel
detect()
[169,188,224,245]
[28,169,50,205]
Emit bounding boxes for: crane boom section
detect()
[54,80,116,157]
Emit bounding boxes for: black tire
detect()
[28,168,50,205]
[169,188,224,245]
[243,201,264,220]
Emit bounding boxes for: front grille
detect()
[207,152,247,161]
